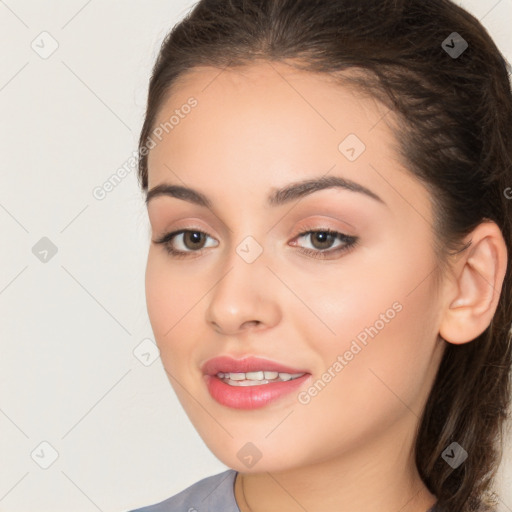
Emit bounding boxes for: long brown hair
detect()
[137,1,512,510]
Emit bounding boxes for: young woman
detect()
[128,0,512,510]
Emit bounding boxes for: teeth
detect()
[246,371,264,380]
[216,370,306,386]
[229,372,246,381]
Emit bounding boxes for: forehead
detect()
[147,60,399,177]
[154,60,386,125]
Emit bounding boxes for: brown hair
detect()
[137,1,512,510]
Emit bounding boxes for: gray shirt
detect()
[127,469,441,512]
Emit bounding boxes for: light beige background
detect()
[0,1,510,511]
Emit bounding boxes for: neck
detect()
[234,417,437,512]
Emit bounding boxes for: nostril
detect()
[241,320,261,329]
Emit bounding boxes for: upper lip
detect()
[201,356,310,376]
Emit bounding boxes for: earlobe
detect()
[439,221,508,345]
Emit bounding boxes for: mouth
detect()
[201,355,311,409]
[215,370,306,386]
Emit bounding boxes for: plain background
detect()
[0,1,511,511]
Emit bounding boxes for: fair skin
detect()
[144,60,507,512]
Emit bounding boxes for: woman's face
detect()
[145,61,446,472]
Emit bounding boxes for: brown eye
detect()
[292,228,359,260]
[309,231,336,250]
[154,229,219,258]
[183,231,207,250]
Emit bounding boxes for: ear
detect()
[439,220,508,345]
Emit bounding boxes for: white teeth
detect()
[245,371,264,380]
[215,370,306,386]
[229,372,246,381]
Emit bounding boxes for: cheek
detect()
[144,250,200,354]
[293,233,440,400]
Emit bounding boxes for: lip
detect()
[201,355,311,410]
[204,374,310,409]
[201,355,309,376]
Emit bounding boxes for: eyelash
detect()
[153,227,359,260]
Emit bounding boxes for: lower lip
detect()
[204,374,311,409]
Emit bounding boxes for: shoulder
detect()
[126,469,239,512]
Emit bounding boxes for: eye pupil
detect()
[311,231,334,249]
[185,231,204,249]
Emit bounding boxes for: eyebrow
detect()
[145,175,386,208]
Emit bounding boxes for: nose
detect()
[205,251,281,336]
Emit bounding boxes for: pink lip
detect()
[201,355,309,376]
[201,356,311,410]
